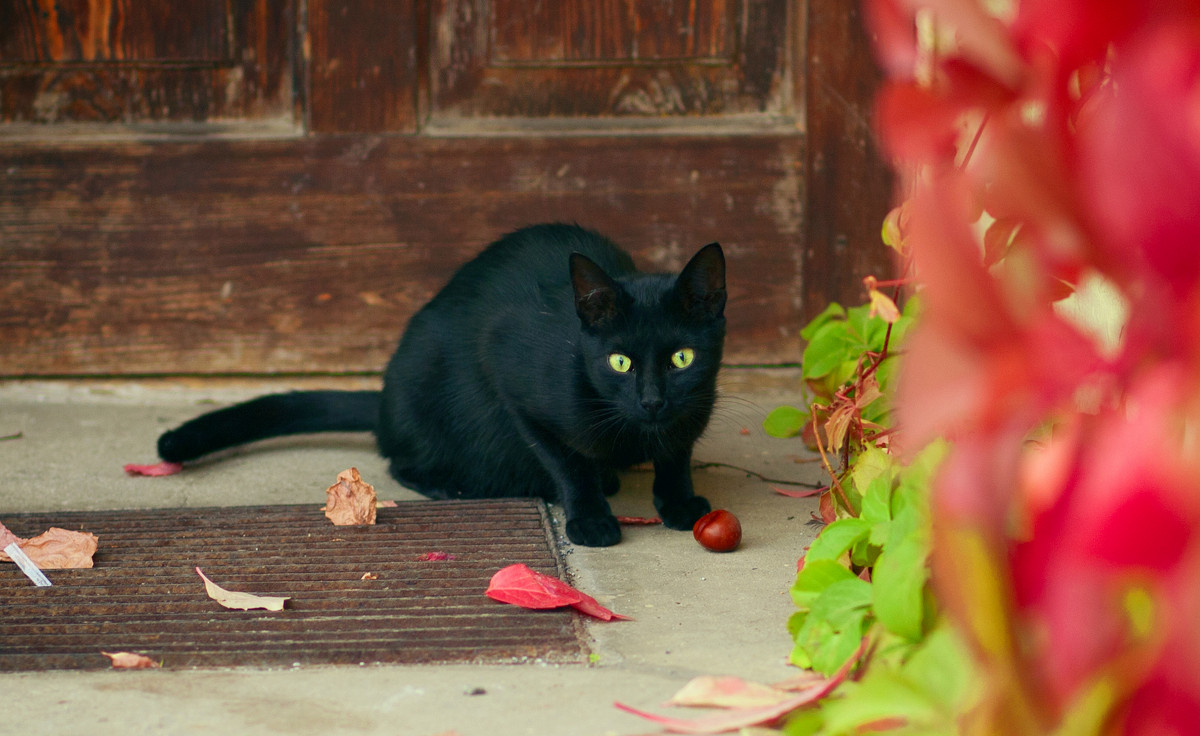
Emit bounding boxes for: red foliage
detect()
[485,563,631,621]
[872,0,1200,731]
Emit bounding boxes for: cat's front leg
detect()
[516,421,621,547]
[652,452,712,531]
[555,460,620,546]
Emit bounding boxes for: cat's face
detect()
[571,244,726,431]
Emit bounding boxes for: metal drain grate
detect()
[0,500,587,671]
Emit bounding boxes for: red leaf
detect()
[417,551,455,561]
[123,461,183,477]
[818,491,838,524]
[485,563,631,621]
[772,485,826,499]
[617,515,662,525]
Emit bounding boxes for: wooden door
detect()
[0,0,893,376]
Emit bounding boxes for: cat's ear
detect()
[571,252,622,329]
[676,243,726,319]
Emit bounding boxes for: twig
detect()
[690,461,825,489]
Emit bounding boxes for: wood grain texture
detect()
[430,0,788,124]
[1,0,230,63]
[490,0,732,63]
[307,0,419,133]
[0,0,293,124]
[801,0,897,321]
[0,135,805,376]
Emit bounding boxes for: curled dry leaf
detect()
[102,651,160,669]
[666,676,796,709]
[196,567,289,612]
[0,523,98,569]
[361,572,378,580]
[323,468,377,525]
[0,521,21,549]
[616,644,862,734]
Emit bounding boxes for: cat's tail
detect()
[157,390,381,463]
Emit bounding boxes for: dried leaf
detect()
[196,567,289,611]
[324,468,377,525]
[485,563,631,621]
[666,676,795,709]
[0,527,98,569]
[417,552,455,561]
[616,643,861,733]
[123,461,184,477]
[102,651,161,669]
[361,572,378,580]
[616,682,838,734]
[0,521,22,549]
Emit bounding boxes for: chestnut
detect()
[692,509,741,552]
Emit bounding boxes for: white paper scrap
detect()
[4,542,52,587]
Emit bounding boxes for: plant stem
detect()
[811,402,857,516]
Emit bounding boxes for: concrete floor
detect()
[0,371,825,736]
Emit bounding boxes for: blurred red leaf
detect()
[123,462,183,477]
[1078,25,1200,301]
[485,563,631,621]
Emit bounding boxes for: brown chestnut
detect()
[692,509,742,552]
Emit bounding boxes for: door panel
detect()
[2,1,230,63]
[0,0,894,377]
[489,0,732,63]
[429,0,789,127]
[0,0,293,125]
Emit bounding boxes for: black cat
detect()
[157,224,726,546]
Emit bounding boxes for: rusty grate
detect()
[0,499,587,671]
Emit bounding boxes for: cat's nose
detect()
[641,397,665,417]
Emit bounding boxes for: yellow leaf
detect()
[196,567,290,612]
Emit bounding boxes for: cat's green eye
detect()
[671,348,696,369]
[608,353,633,373]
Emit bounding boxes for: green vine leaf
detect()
[763,405,809,439]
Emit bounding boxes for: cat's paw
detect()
[565,515,622,547]
[656,495,712,531]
